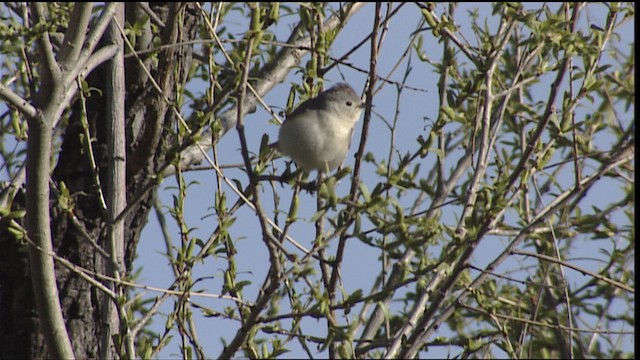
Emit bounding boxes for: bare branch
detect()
[100,4,127,358]
[78,2,118,66]
[25,3,74,358]
[58,3,94,70]
[511,249,634,294]
[30,3,62,91]
[0,82,37,118]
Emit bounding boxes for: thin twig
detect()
[510,249,634,294]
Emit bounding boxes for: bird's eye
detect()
[346,101,353,106]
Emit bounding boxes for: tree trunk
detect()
[0,3,198,358]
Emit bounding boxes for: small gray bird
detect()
[278,83,364,173]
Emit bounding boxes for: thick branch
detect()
[0,82,37,118]
[58,3,94,70]
[26,3,75,358]
[26,117,75,359]
[100,4,126,358]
